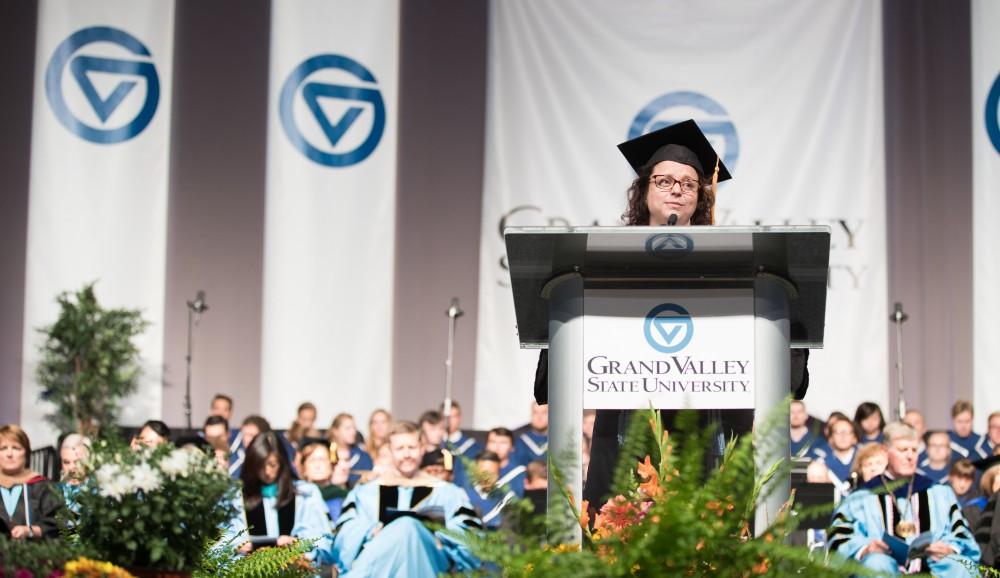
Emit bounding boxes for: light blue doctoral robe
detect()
[332,478,481,577]
[828,474,980,576]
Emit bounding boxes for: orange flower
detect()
[637,455,663,499]
[579,499,591,530]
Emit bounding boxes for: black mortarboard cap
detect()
[972,454,1000,471]
[420,448,454,471]
[617,119,732,181]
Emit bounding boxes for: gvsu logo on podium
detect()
[986,72,1000,155]
[279,54,386,167]
[629,91,739,173]
[644,303,694,354]
[45,26,160,144]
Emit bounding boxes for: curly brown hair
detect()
[621,163,716,226]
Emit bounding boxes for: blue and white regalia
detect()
[513,430,548,466]
[462,482,516,530]
[828,474,980,576]
[332,475,481,577]
[949,430,989,461]
[446,430,483,460]
[345,446,374,486]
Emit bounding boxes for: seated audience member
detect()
[210,393,234,423]
[950,400,989,460]
[790,400,820,458]
[808,411,852,460]
[949,459,980,509]
[980,411,1000,458]
[230,415,272,478]
[903,409,927,457]
[918,431,953,483]
[0,425,64,539]
[207,435,230,472]
[442,402,481,459]
[203,415,229,443]
[418,411,447,454]
[132,420,170,449]
[972,454,1000,568]
[333,422,481,576]
[328,413,373,486]
[241,431,332,564]
[513,402,549,466]
[828,422,980,576]
[298,438,349,523]
[460,451,516,531]
[809,413,857,492]
[850,443,888,487]
[365,408,392,459]
[58,433,89,485]
[486,428,526,497]
[523,460,548,516]
[286,402,321,449]
[420,448,454,483]
[853,401,885,445]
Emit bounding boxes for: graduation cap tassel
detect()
[710,156,720,225]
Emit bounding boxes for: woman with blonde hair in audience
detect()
[365,408,392,458]
[849,442,888,488]
[327,413,373,486]
[286,402,321,449]
[0,424,64,539]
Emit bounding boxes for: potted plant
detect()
[36,283,148,438]
[70,441,239,576]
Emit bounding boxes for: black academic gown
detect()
[534,348,810,508]
[0,475,64,538]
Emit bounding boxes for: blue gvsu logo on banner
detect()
[279,54,386,168]
[644,303,694,354]
[45,27,160,144]
[987,72,1000,155]
[629,91,739,173]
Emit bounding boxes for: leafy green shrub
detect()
[468,406,871,577]
[36,283,148,437]
[71,440,238,571]
[0,535,82,577]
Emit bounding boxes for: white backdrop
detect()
[21,0,174,445]
[260,0,399,430]
[972,0,1000,432]
[475,0,887,429]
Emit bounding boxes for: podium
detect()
[505,225,830,540]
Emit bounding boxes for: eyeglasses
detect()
[649,175,700,195]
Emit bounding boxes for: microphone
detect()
[446,297,464,320]
[891,302,907,323]
[666,213,678,226]
[188,290,209,320]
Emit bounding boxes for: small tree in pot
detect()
[36,283,148,438]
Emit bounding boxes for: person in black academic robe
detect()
[532,120,811,511]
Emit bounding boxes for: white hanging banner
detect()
[972,0,1000,433]
[261,0,399,429]
[21,0,175,445]
[476,0,886,429]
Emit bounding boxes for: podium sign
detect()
[583,288,754,410]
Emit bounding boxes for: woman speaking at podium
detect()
[533,120,810,510]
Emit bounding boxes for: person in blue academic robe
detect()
[828,422,980,576]
[332,422,481,578]
[513,402,549,466]
[917,431,953,484]
[241,432,333,568]
[790,400,820,458]
[949,402,989,461]
[460,451,517,530]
